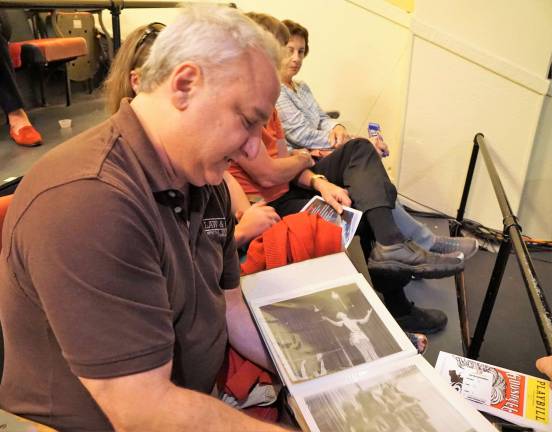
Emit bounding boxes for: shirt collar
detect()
[110,98,175,194]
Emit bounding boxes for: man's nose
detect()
[240,132,261,160]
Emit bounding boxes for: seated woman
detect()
[276,19,477,260]
[103,22,280,248]
[277,19,387,158]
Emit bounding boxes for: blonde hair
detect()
[139,4,282,92]
[103,23,163,114]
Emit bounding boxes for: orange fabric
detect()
[9,37,87,64]
[0,195,13,252]
[228,109,289,202]
[8,42,22,68]
[223,350,273,401]
[241,212,342,274]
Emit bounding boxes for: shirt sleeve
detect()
[276,82,337,150]
[16,179,174,379]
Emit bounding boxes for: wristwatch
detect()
[310,174,327,189]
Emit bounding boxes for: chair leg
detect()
[37,64,46,107]
[64,64,72,106]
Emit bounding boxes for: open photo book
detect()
[241,253,497,431]
[436,351,551,431]
[300,196,362,248]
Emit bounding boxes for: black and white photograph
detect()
[304,365,478,432]
[259,283,402,382]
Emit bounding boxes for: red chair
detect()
[6,9,87,106]
[0,195,13,252]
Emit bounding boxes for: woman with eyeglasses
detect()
[104,22,280,248]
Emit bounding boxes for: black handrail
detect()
[455,133,552,359]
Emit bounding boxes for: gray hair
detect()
[139,4,282,92]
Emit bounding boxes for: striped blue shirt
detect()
[276,81,337,150]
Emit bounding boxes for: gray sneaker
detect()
[368,240,464,279]
[430,236,479,260]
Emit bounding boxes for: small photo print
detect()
[305,365,477,432]
[259,283,401,382]
[301,196,356,247]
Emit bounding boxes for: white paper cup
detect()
[58,119,72,128]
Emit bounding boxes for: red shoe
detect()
[9,125,43,147]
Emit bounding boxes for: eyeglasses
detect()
[135,22,166,55]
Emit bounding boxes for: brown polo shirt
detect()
[0,100,240,431]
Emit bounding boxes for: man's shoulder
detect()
[8,119,155,233]
[24,119,119,191]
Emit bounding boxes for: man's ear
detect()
[171,63,202,111]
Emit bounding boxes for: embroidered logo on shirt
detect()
[203,218,227,240]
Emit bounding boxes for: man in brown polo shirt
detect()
[0,5,289,432]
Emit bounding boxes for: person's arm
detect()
[235,137,313,189]
[223,171,251,215]
[358,309,373,325]
[294,170,351,214]
[276,85,335,150]
[321,316,342,327]
[223,172,280,246]
[225,286,274,372]
[79,362,288,432]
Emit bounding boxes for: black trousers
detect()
[268,139,411,316]
[0,11,24,115]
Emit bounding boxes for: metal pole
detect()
[475,134,516,222]
[453,134,481,353]
[468,239,512,359]
[509,227,552,354]
[455,133,482,227]
[455,272,470,355]
[469,133,552,357]
[110,5,121,53]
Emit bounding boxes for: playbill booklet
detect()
[241,253,496,432]
[436,352,551,431]
[300,196,362,248]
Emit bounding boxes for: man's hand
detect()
[536,356,552,382]
[370,136,389,158]
[312,179,351,214]
[235,201,280,246]
[291,148,315,168]
[329,125,350,148]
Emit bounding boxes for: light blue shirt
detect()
[276,81,337,150]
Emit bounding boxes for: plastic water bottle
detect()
[368,122,381,141]
[368,122,389,157]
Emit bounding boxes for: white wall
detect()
[102,0,413,180]
[104,0,552,236]
[519,92,552,239]
[398,0,552,231]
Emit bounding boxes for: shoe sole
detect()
[367,259,464,279]
[398,318,448,335]
[11,139,42,147]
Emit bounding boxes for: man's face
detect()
[165,48,279,187]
